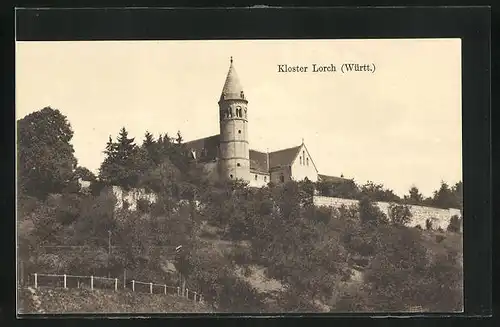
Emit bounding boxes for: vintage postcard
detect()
[16,39,463,315]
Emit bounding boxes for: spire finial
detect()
[301,137,304,144]
[230,56,233,64]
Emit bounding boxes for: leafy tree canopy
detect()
[17,107,78,199]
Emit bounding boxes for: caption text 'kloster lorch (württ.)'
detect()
[277,63,376,73]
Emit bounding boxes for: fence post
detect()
[199,294,203,303]
[164,285,167,295]
[194,292,197,302]
[177,286,180,296]
[186,288,189,299]
[132,280,135,292]
[115,278,118,291]
[150,282,153,294]
[34,273,38,289]
[63,274,67,289]
[90,276,94,290]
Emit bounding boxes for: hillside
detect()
[18,287,211,314]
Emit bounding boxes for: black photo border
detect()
[4,5,492,325]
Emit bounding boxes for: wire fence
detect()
[30,272,204,304]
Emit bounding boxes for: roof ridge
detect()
[269,144,301,154]
[184,134,220,144]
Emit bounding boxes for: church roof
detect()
[184,136,309,173]
[220,57,246,101]
[184,134,220,162]
[249,150,269,173]
[268,145,302,169]
[318,174,351,183]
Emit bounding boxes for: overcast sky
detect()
[16,39,462,197]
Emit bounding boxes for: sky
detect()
[15,39,462,197]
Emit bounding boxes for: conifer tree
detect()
[99,127,139,189]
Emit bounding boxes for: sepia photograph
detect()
[16,39,463,315]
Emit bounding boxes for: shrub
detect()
[136,199,152,213]
[447,215,462,233]
[388,203,412,226]
[358,196,388,225]
[435,235,446,243]
[425,218,433,230]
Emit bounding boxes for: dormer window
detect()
[240,91,245,99]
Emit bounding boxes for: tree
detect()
[388,203,413,226]
[447,215,462,233]
[175,130,183,144]
[75,166,96,182]
[315,179,360,199]
[359,181,400,202]
[425,218,433,230]
[99,127,140,189]
[450,181,463,211]
[358,196,388,225]
[431,181,456,209]
[404,186,424,205]
[17,107,78,199]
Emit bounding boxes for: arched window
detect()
[238,130,241,134]
[306,158,309,166]
[230,174,233,179]
[280,175,285,183]
[255,175,258,180]
[299,156,302,165]
[264,176,267,182]
[237,163,241,167]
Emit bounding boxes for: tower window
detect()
[255,175,258,180]
[264,176,267,182]
[230,174,233,179]
[237,163,240,167]
[238,130,241,134]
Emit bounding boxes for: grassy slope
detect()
[18,287,211,314]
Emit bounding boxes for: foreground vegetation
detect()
[18,287,210,314]
[17,107,463,313]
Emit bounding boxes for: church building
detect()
[184,57,345,188]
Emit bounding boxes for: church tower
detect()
[218,57,250,182]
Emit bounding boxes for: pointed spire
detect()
[220,57,246,101]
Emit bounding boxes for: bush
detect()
[388,203,412,226]
[136,199,152,213]
[447,215,462,233]
[435,235,446,243]
[358,196,388,225]
[425,218,433,230]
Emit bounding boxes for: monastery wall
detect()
[106,187,460,230]
[313,196,462,230]
[110,186,158,211]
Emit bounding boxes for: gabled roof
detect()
[268,145,302,169]
[220,57,246,101]
[318,174,351,183]
[249,150,269,173]
[184,135,220,162]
